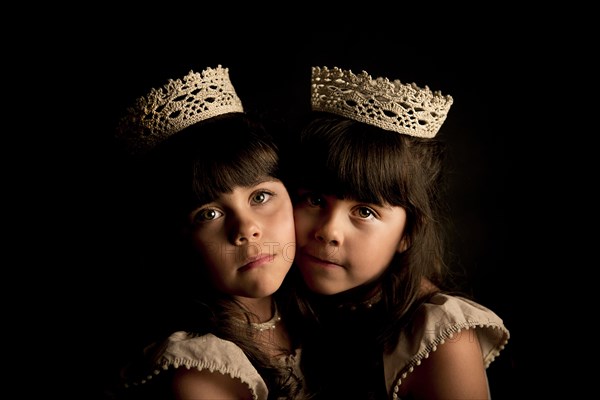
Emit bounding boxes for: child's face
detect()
[293,190,408,295]
[188,179,296,299]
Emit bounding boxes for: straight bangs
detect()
[152,113,281,215]
[191,142,280,204]
[298,117,413,207]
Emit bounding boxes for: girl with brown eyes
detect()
[291,66,510,399]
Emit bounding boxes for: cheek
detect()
[355,231,400,260]
[293,212,311,242]
[274,206,295,235]
[192,240,222,265]
[190,228,218,250]
[277,215,296,244]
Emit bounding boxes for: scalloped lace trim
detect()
[391,321,509,399]
[125,359,261,400]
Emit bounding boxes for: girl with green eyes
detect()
[110,66,309,400]
[290,66,510,399]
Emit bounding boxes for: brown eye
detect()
[357,207,374,219]
[192,208,222,224]
[306,193,324,207]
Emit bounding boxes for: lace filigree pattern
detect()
[117,65,243,154]
[311,66,453,138]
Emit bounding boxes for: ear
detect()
[397,235,410,253]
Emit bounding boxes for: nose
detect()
[230,214,261,245]
[314,212,342,246]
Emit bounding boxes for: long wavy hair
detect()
[289,114,457,398]
[119,112,308,399]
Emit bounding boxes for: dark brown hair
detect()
[120,112,308,400]
[292,114,449,303]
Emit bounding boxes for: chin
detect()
[303,279,342,296]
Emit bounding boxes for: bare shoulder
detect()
[402,329,490,399]
[171,367,254,400]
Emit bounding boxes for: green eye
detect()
[251,190,274,204]
[253,192,267,203]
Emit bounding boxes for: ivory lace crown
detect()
[311,66,453,138]
[116,65,244,154]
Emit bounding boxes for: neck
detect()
[235,296,274,321]
[321,281,382,311]
[232,296,281,332]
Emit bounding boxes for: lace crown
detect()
[311,66,453,138]
[116,65,244,154]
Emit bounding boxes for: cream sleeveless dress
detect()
[384,293,510,399]
[124,331,301,400]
